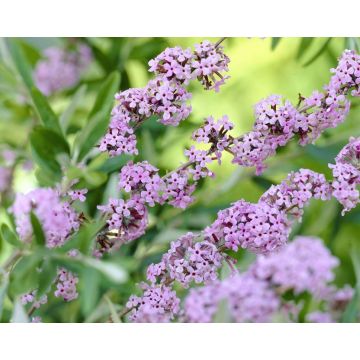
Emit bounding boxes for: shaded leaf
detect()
[296,37,314,60]
[303,38,332,67]
[30,212,46,247]
[75,72,120,161]
[30,87,62,135]
[271,38,282,51]
[1,223,22,247]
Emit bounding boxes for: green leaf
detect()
[11,299,29,323]
[271,38,282,51]
[30,87,62,135]
[80,267,101,317]
[30,212,46,247]
[75,72,120,161]
[303,38,332,67]
[1,224,22,247]
[9,253,42,296]
[0,275,9,320]
[37,259,57,296]
[80,257,128,284]
[30,126,70,182]
[7,39,34,90]
[60,84,87,133]
[296,38,314,60]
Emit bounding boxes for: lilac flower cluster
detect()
[231,89,349,174]
[54,268,79,302]
[99,40,229,157]
[126,283,180,323]
[34,44,92,96]
[149,40,230,91]
[329,137,360,214]
[260,169,332,219]
[224,49,360,174]
[147,232,224,288]
[250,236,339,295]
[97,197,148,249]
[183,236,353,323]
[204,200,290,254]
[11,188,80,248]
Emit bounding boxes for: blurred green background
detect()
[1,37,360,322]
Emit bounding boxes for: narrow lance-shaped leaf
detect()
[1,223,22,247]
[6,39,34,90]
[75,71,120,162]
[30,212,46,247]
[30,87,63,135]
[303,38,332,67]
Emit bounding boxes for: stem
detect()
[2,250,22,272]
[215,37,227,48]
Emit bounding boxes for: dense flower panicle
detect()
[184,273,279,323]
[11,188,80,248]
[100,40,230,158]
[126,283,180,323]
[54,268,78,302]
[149,40,230,91]
[260,169,332,219]
[183,282,222,322]
[0,166,12,192]
[222,273,280,322]
[148,46,194,84]
[97,197,148,245]
[146,78,192,126]
[329,137,360,214]
[147,233,224,288]
[34,44,92,96]
[119,161,161,194]
[328,49,360,96]
[192,115,234,163]
[251,236,339,295]
[192,40,230,91]
[205,200,290,254]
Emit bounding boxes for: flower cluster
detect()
[97,197,148,250]
[260,169,332,219]
[147,232,223,288]
[183,236,352,323]
[54,268,79,302]
[328,49,360,97]
[184,273,280,323]
[99,40,230,157]
[21,291,48,309]
[126,283,180,323]
[34,44,92,96]
[205,200,290,254]
[250,236,339,295]
[11,188,80,248]
[149,40,230,91]
[329,137,360,214]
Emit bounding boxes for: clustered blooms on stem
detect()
[183,236,353,323]
[95,49,360,255]
[125,137,360,322]
[99,40,230,157]
[10,188,80,248]
[54,268,79,302]
[34,43,92,96]
[329,136,360,214]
